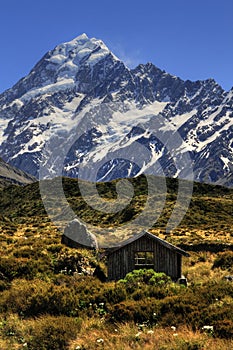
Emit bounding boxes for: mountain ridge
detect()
[0,157,36,188]
[0,34,232,187]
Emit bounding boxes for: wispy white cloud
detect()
[108,42,142,68]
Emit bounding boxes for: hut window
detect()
[134,251,154,268]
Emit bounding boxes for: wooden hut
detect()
[107,231,189,281]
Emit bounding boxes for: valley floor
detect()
[0,231,232,349]
[0,177,232,349]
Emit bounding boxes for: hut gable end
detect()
[107,231,189,281]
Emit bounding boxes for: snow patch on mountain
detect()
[0,118,9,143]
[20,79,75,102]
[0,34,232,187]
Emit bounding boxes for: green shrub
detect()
[148,272,172,285]
[119,269,172,293]
[27,315,81,350]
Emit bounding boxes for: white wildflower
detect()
[138,323,145,329]
[202,325,214,332]
[96,338,104,343]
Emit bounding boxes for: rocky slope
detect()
[0,33,232,187]
[0,157,35,187]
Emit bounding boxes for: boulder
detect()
[63,219,98,249]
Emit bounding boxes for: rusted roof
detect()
[106,230,190,257]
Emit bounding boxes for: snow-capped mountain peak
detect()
[49,32,119,69]
[0,34,232,188]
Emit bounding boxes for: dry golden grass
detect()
[0,177,232,349]
[0,250,232,349]
[181,251,227,283]
[68,319,233,350]
[1,315,232,350]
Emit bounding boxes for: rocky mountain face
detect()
[0,33,232,187]
[0,157,35,187]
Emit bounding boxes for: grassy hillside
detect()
[0,176,233,349]
[0,175,232,247]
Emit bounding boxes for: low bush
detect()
[46,243,63,254]
[212,251,233,272]
[0,279,79,317]
[158,285,233,330]
[201,304,233,327]
[147,283,184,299]
[118,269,172,293]
[158,295,201,327]
[0,280,9,292]
[213,319,233,339]
[109,298,159,324]
[53,250,87,275]
[197,280,233,302]
[27,315,81,350]
[102,284,127,304]
[0,256,51,281]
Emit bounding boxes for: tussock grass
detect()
[0,175,233,348]
[0,175,232,246]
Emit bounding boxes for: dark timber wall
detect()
[107,234,182,281]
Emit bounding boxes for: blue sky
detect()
[0,0,232,93]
